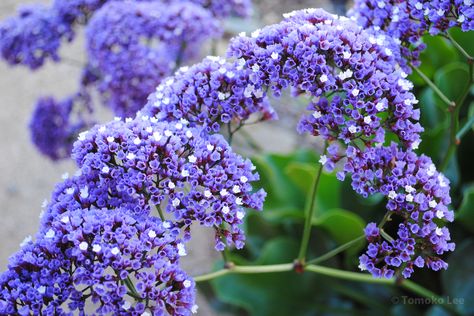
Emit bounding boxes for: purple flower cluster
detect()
[29,93,93,160]
[345,144,455,278]
[2,114,264,313]
[0,208,195,315]
[350,0,474,67]
[85,0,221,117]
[141,56,278,132]
[140,8,453,278]
[228,9,422,149]
[0,4,73,69]
[70,117,265,249]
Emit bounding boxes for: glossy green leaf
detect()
[313,208,366,256]
[434,63,470,102]
[448,28,474,56]
[442,239,474,315]
[285,162,342,214]
[456,185,474,233]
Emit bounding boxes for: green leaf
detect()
[434,63,470,102]
[442,239,474,315]
[313,208,366,256]
[285,162,342,213]
[448,28,474,56]
[410,35,458,85]
[422,36,459,70]
[456,184,474,233]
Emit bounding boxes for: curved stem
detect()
[193,263,293,282]
[297,146,326,263]
[193,263,456,313]
[306,235,365,265]
[410,63,455,107]
[456,114,474,140]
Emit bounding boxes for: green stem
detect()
[446,32,473,62]
[440,68,473,171]
[306,235,365,265]
[193,263,456,313]
[123,276,141,300]
[410,63,455,107]
[155,205,165,221]
[306,211,392,265]
[456,114,474,140]
[297,147,326,263]
[193,263,293,282]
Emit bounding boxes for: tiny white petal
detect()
[168,182,176,189]
[111,247,120,255]
[20,236,32,247]
[388,191,397,199]
[37,286,46,294]
[177,243,187,256]
[232,185,241,193]
[436,210,444,219]
[148,230,157,238]
[319,155,328,165]
[183,280,192,288]
[45,229,55,239]
[240,176,248,183]
[236,211,245,220]
[79,241,88,251]
[172,198,180,207]
[92,244,102,253]
[188,155,197,163]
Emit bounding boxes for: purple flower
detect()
[85,0,222,117]
[141,56,278,132]
[228,8,422,150]
[67,118,265,250]
[29,93,93,160]
[349,144,455,278]
[350,0,474,67]
[0,208,195,315]
[0,4,73,69]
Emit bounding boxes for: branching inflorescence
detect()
[1,2,468,314]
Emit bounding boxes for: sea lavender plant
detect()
[1,3,468,314]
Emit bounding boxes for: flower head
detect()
[0,208,194,315]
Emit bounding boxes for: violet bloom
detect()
[67,118,266,250]
[0,208,195,315]
[346,144,455,278]
[29,93,93,160]
[228,8,422,149]
[141,56,278,133]
[0,4,73,69]
[349,0,474,68]
[85,0,222,117]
